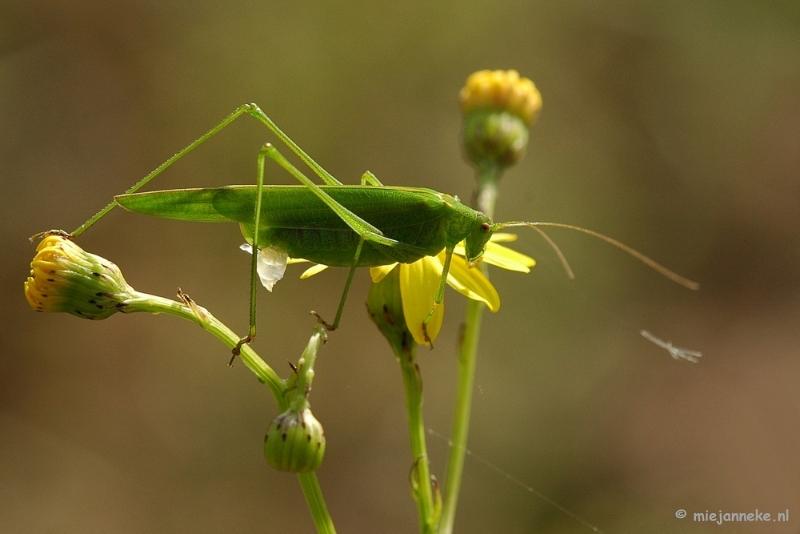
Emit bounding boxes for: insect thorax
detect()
[442,197,492,257]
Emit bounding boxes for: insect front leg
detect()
[421,245,455,346]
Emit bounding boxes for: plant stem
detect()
[123,291,337,533]
[292,324,327,409]
[298,472,337,534]
[124,291,286,402]
[439,165,499,534]
[398,342,436,533]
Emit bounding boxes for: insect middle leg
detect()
[259,144,398,330]
[259,144,433,332]
[420,245,455,346]
[230,143,271,364]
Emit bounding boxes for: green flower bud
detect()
[264,407,326,473]
[366,266,417,354]
[459,69,542,171]
[25,235,136,320]
[462,110,529,169]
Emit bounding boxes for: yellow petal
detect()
[399,258,444,347]
[453,233,533,273]
[370,264,397,283]
[441,252,501,312]
[487,232,518,243]
[481,241,535,273]
[300,264,329,279]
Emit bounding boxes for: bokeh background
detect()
[2,2,799,532]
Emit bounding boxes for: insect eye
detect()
[481,222,491,232]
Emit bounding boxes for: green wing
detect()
[115,187,230,222]
[115,185,449,228]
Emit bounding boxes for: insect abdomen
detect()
[256,214,446,267]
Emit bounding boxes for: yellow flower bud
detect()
[459,70,542,171]
[24,235,135,320]
[459,69,542,126]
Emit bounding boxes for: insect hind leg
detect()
[72,105,258,238]
[361,171,383,186]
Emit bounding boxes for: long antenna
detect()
[495,221,700,290]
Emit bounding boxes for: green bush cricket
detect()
[65,103,698,356]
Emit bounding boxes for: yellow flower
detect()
[298,234,534,347]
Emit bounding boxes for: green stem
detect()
[293,326,336,533]
[397,342,436,533]
[123,292,336,533]
[439,166,500,534]
[124,291,286,402]
[298,472,337,534]
[291,324,327,409]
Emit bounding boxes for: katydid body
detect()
[67,103,491,351]
[115,185,489,268]
[67,103,695,356]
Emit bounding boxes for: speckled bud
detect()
[264,407,326,473]
[25,234,135,319]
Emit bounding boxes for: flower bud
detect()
[25,235,136,320]
[459,69,542,171]
[366,266,417,353]
[264,407,326,473]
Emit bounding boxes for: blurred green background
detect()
[2,1,799,532]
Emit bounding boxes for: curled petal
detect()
[485,232,517,243]
[399,257,444,347]
[370,264,397,284]
[481,242,535,273]
[440,252,501,312]
[300,264,329,279]
[454,234,534,273]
